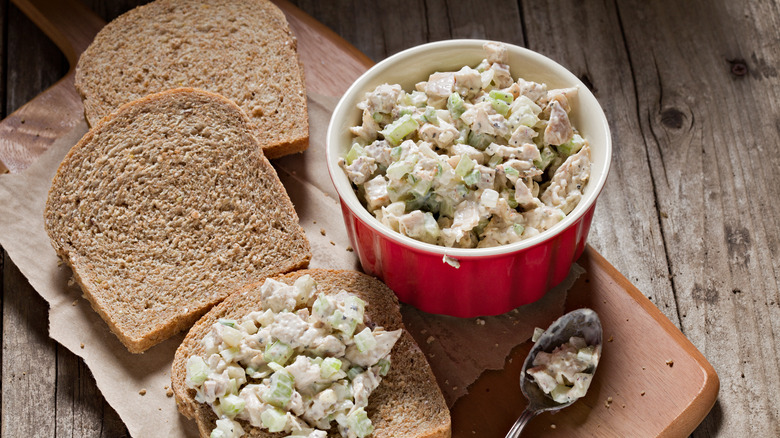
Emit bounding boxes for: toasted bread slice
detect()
[75,0,308,159]
[172,269,451,438]
[44,88,311,353]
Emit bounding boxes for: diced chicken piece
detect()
[363,175,390,211]
[358,83,402,114]
[484,41,509,64]
[461,101,511,137]
[488,143,541,162]
[509,125,537,146]
[413,156,440,182]
[454,66,482,99]
[285,356,322,396]
[514,178,536,207]
[418,120,459,148]
[268,312,308,346]
[351,369,382,409]
[545,87,578,114]
[349,108,380,142]
[423,72,455,107]
[490,63,514,88]
[344,155,377,185]
[376,202,406,231]
[449,143,486,164]
[474,164,496,190]
[345,329,402,367]
[544,100,574,145]
[523,204,566,231]
[363,140,393,167]
[397,210,428,240]
[541,144,591,214]
[516,78,548,103]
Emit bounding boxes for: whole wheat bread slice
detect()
[75,0,308,159]
[172,269,451,438]
[44,88,311,353]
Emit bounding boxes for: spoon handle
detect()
[504,407,538,438]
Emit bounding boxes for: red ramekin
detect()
[326,40,612,317]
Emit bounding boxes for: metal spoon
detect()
[505,308,603,437]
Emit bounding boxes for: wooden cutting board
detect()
[1,0,719,436]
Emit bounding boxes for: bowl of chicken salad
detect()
[326,39,611,317]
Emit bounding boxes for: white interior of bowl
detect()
[326,39,612,258]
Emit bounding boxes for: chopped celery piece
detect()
[263,369,295,408]
[313,295,334,320]
[506,191,518,208]
[346,407,374,438]
[577,346,596,363]
[376,358,391,376]
[185,356,209,387]
[219,393,245,417]
[405,192,430,212]
[321,358,342,379]
[557,134,586,156]
[386,159,415,180]
[218,319,237,328]
[463,169,480,187]
[220,347,240,363]
[390,146,402,161]
[504,166,520,178]
[411,178,432,197]
[455,184,470,198]
[534,145,557,171]
[489,89,514,104]
[260,406,288,433]
[532,327,545,342]
[422,106,439,125]
[345,143,365,165]
[474,218,490,235]
[380,114,418,146]
[264,340,293,365]
[491,98,510,116]
[513,224,525,235]
[240,319,258,335]
[220,325,243,348]
[344,295,366,322]
[347,366,364,381]
[354,328,377,353]
[467,130,494,150]
[488,153,503,167]
[551,384,572,404]
[475,59,490,73]
[329,310,358,337]
[447,92,466,119]
[455,125,470,144]
[454,155,475,178]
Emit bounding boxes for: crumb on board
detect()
[608,335,614,342]
[346,246,354,252]
[330,241,336,246]
[320,228,326,236]
[604,396,613,408]
[72,300,78,306]
[139,389,147,396]
[313,220,317,224]
[666,359,674,368]
[80,343,84,349]
[642,366,646,370]
[68,277,75,287]
[426,336,435,344]
[550,424,557,430]
[452,386,458,391]
[640,391,646,396]
[166,389,174,398]
[476,318,485,325]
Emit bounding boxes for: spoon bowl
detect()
[506,308,603,437]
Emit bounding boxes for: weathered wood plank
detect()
[614,1,780,435]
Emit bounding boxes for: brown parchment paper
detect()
[0,92,577,436]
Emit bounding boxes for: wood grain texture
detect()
[1,0,778,436]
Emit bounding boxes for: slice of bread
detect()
[172,269,451,438]
[44,88,311,353]
[75,0,308,159]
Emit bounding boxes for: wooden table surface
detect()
[1,0,778,436]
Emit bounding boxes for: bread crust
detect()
[75,0,309,158]
[172,269,451,438]
[44,88,311,353]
